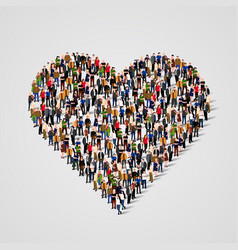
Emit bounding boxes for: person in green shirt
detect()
[182,78,187,94]
[62,119,67,135]
[32,110,37,127]
[102,108,108,123]
[169,123,177,139]
[97,171,103,187]
[108,172,114,186]
[117,128,123,146]
[139,93,145,108]
[76,144,81,154]
[105,124,111,138]
[72,67,77,81]
[146,83,151,92]
[110,67,116,77]
[98,65,104,77]
[55,56,60,67]
[111,175,117,188]
[131,141,136,151]
[192,67,198,84]
[36,73,41,87]
[73,80,78,96]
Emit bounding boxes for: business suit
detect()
[98,152,104,169]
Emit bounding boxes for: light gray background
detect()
[0,1,237,249]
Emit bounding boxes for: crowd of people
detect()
[28,51,211,215]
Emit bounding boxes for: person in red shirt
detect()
[47,78,52,88]
[106,63,111,80]
[195,83,199,99]
[152,93,156,102]
[88,142,92,157]
[107,166,112,177]
[156,105,162,121]
[95,57,100,72]
[40,89,46,103]
[143,135,149,152]
[155,82,160,100]
[82,79,86,89]
[40,102,46,118]
[115,119,120,132]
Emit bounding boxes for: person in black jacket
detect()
[79,156,85,176]
[167,144,173,162]
[98,150,104,170]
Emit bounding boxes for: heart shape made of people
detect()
[28,52,211,215]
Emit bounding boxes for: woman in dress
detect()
[60,141,65,158]
[178,135,184,152]
[163,149,169,167]
[153,158,158,177]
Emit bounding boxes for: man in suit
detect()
[86,95,90,113]
[82,136,88,154]
[85,165,91,183]
[126,186,131,204]
[98,150,104,170]
[86,153,92,166]
[150,53,156,72]
[75,52,80,68]
[90,87,97,106]
[168,144,173,162]
[45,106,50,124]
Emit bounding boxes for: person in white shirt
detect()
[91,54,96,72]
[119,192,126,210]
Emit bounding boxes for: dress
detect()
[60,143,65,153]
[153,162,158,172]
[178,137,183,147]
[164,152,168,161]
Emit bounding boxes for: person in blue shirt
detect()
[111,154,117,163]
[150,99,154,109]
[148,131,153,143]
[72,151,79,171]
[156,52,161,64]
[85,71,90,82]
[119,107,125,124]
[139,60,144,69]
[93,115,98,127]
[50,67,54,78]
[194,100,200,108]
[127,141,131,152]
[182,63,188,78]
[75,139,80,147]
[125,87,130,101]
[136,176,142,194]
[60,58,64,67]
[85,85,89,95]
[65,99,71,110]
[178,96,184,111]
[46,90,51,106]
[80,98,86,114]
[142,69,147,82]
[131,151,136,166]
[157,66,162,77]
[78,118,84,135]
